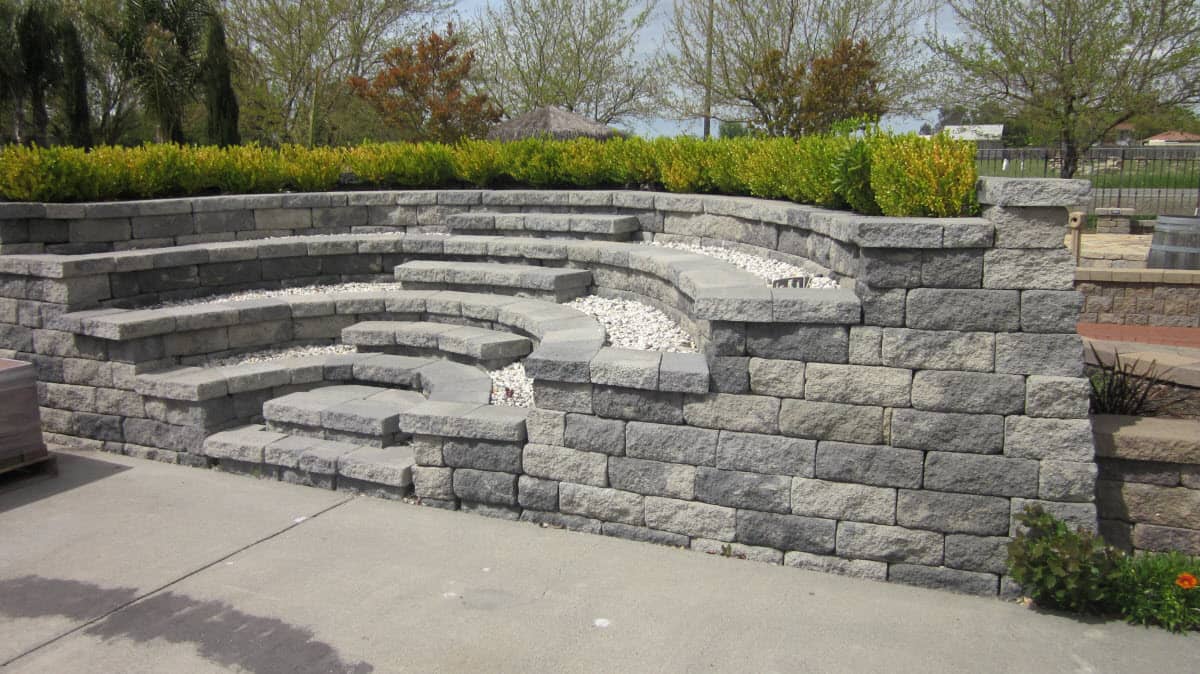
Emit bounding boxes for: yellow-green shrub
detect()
[498,138,563,187]
[559,138,615,186]
[450,139,504,187]
[870,133,978,217]
[280,145,344,192]
[603,137,658,187]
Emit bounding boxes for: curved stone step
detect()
[395,260,591,302]
[445,212,639,240]
[343,320,532,369]
[262,385,425,447]
[203,423,414,496]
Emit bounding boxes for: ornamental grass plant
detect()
[0,132,979,218]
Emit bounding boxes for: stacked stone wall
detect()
[1076,268,1200,328]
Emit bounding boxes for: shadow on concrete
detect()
[0,576,373,673]
[0,452,130,514]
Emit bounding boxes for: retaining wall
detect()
[1076,268,1200,328]
[0,178,1100,596]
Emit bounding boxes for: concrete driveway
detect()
[1,451,1196,673]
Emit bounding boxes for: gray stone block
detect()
[695,467,791,513]
[442,439,523,473]
[983,248,1074,290]
[856,285,906,327]
[563,413,625,455]
[523,443,608,487]
[836,522,943,565]
[976,177,1090,208]
[888,564,998,596]
[815,441,924,488]
[716,431,814,476]
[708,356,749,393]
[525,409,565,445]
[890,409,1004,454]
[452,468,518,506]
[770,288,861,323]
[779,400,884,444]
[1021,290,1084,333]
[1025,375,1090,419]
[643,495,735,539]
[995,333,1083,377]
[984,205,1069,248]
[590,347,661,389]
[945,534,1011,575]
[255,208,311,230]
[592,386,683,424]
[559,483,644,525]
[921,250,983,288]
[803,363,912,407]
[608,456,695,499]
[659,351,709,393]
[911,371,1026,414]
[411,436,443,466]
[1011,498,1098,533]
[791,478,896,525]
[897,490,1011,536]
[735,510,836,554]
[517,475,559,511]
[625,421,718,466]
[923,452,1039,497]
[1004,416,1094,461]
[905,288,1019,332]
[746,324,848,363]
[532,381,593,414]
[859,249,923,288]
[849,326,883,365]
[1039,460,1098,502]
[683,393,779,434]
[784,551,887,580]
[880,328,995,372]
[747,359,805,398]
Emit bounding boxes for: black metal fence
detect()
[977,147,1200,217]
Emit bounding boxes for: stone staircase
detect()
[394,260,592,302]
[262,385,425,447]
[342,321,532,369]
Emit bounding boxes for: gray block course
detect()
[443,439,523,473]
[995,333,1083,377]
[746,324,849,363]
[897,490,1012,536]
[911,371,1026,415]
[608,456,695,499]
[791,478,896,525]
[881,328,995,372]
[694,467,791,513]
[1004,416,1095,461]
[836,522,943,565]
[590,347,661,389]
[784,551,887,580]
[747,359,805,398]
[559,483,644,525]
[522,443,608,487]
[890,409,1004,454]
[905,289,1019,332]
[683,393,779,434]
[922,451,1039,498]
[779,400,884,445]
[517,475,559,511]
[592,386,682,424]
[453,468,518,506]
[1025,376,1091,419]
[643,495,735,540]
[563,413,625,455]
[716,431,814,476]
[888,564,998,596]
[626,421,717,466]
[815,441,924,489]
[1039,460,1098,502]
[1020,290,1084,333]
[944,534,1011,575]
[735,510,836,554]
[803,363,911,407]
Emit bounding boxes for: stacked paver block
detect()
[0,179,1104,594]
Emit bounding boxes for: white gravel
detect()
[204,343,355,367]
[489,362,534,408]
[646,240,839,288]
[566,295,696,353]
[155,282,407,308]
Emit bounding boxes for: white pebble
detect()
[566,296,696,353]
[489,362,535,408]
[646,240,838,288]
[155,282,408,309]
[205,344,354,367]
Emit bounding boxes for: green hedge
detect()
[0,133,979,217]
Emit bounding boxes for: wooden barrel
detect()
[1146,216,1200,270]
[0,359,48,472]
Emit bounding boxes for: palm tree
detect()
[116,0,211,143]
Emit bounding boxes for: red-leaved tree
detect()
[349,25,500,143]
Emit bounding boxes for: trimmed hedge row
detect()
[0,133,978,217]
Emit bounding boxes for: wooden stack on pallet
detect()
[0,359,51,476]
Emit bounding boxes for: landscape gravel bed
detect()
[154,282,407,308]
[566,295,696,353]
[646,240,838,288]
[489,363,534,408]
[204,344,355,367]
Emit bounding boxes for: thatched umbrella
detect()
[487,106,619,141]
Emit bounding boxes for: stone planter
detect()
[1093,413,1200,555]
[0,359,48,473]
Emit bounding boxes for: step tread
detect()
[395,260,591,291]
[446,212,640,234]
[343,320,532,360]
[262,385,424,433]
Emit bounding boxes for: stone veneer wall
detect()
[0,177,1100,596]
[1076,268,1200,328]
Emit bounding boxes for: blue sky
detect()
[451,1,961,137]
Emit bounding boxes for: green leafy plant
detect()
[1007,505,1122,614]
[1088,345,1170,415]
[833,135,882,215]
[1111,551,1200,632]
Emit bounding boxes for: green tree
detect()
[57,17,92,147]
[116,0,212,143]
[17,0,61,145]
[473,0,659,125]
[665,0,931,130]
[930,0,1200,177]
[202,12,238,146]
[349,25,499,143]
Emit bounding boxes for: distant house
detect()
[1143,130,1200,146]
[1109,122,1136,146]
[942,124,1004,149]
